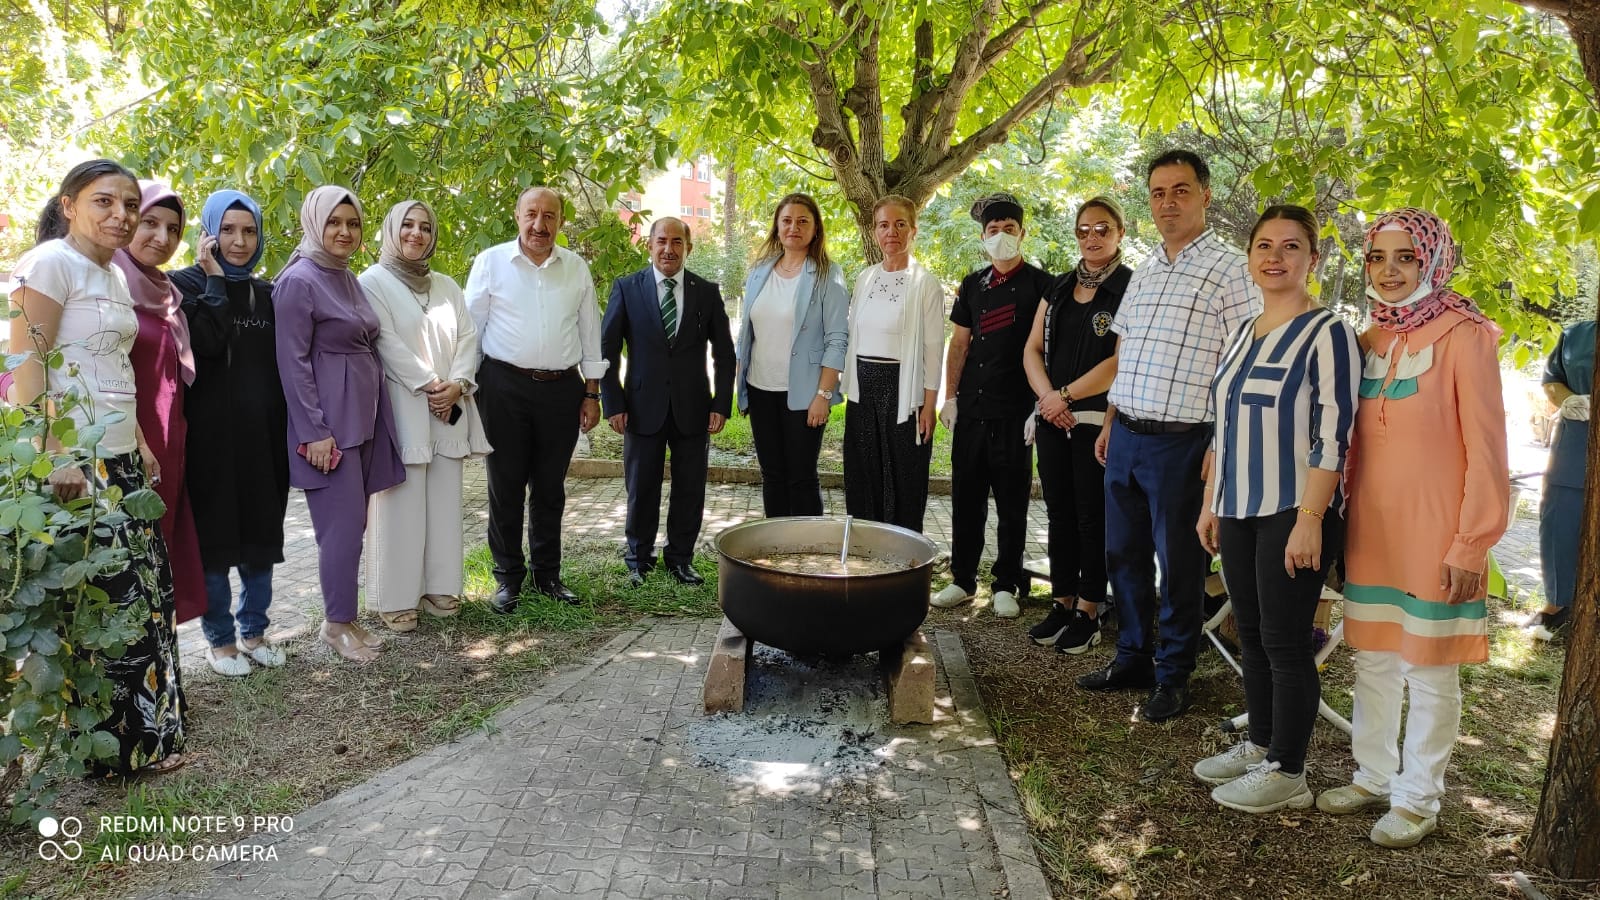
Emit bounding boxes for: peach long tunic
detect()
[1342,308,1509,666]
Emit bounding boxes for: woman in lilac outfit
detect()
[274,185,404,662]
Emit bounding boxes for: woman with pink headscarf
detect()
[1316,208,1509,849]
[111,181,207,625]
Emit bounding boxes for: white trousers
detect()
[1349,650,1462,818]
[366,457,465,613]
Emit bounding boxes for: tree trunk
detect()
[1526,289,1600,879]
[722,163,737,258]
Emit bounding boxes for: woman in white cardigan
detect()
[841,194,945,532]
[360,200,491,631]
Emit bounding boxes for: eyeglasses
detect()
[1075,223,1114,238]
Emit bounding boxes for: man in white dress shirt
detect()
[465,187,607,611]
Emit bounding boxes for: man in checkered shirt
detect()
[1076,149,1260,723]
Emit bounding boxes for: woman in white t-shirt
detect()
[7,159,186,776]
[840,195,945,532]
[734,193,849,517]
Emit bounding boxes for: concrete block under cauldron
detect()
[706,517,939,725]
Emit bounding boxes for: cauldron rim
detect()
[714,516,938,579]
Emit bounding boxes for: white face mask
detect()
[1367,280,1432,308]
[982,230,1021,262]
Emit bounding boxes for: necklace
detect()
[407,285,432,312]
[775,256,804,277]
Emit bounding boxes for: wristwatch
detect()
[817,388,834,400]
[1057,386,1074,405]
[584,391,602,401]
[455,378,471,394]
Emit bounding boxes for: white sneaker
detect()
[930,584,972,608]
[207,649,252,677]
[991,590,1020,619]
[1192,739,1268,785]
[1210,761,1313,814]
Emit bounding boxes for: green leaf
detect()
[1578,191,1600,236]
[21,653,63,693]
[121,488,168,521]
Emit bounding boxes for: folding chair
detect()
[1202,563,1353,736]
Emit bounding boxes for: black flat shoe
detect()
[534,578,581,604]
[626,568,647,588]
[667,563,704,586]
[1139,682,1191,723]
[489,585,520,615]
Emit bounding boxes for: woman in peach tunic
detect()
[1318,208,1509,849]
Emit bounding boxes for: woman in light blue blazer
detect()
[736,193,850,516]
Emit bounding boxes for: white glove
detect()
[939,398,958,431]
[1560,393,1591,422]
[1022,408,1038,447]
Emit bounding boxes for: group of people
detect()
[5,150,1589,853]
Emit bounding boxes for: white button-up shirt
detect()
[464,240,608,379]
[1108,228,1259,423]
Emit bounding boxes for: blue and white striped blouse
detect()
[1210,307,1361,519]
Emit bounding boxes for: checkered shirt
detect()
[1108,229,1260,423]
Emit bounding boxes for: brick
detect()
[883,630,937,725]
[701,617,750,714]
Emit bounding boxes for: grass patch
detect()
[0,538,717,900]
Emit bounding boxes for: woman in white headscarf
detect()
[359,200,490,631]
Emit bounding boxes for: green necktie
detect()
[661,276,678,339]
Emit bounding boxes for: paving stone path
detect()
[163,619,1050,899]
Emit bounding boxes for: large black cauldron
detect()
[715,517,938,657]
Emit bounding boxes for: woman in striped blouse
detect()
[1192,205,1360,814]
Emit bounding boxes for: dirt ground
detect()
[929,590,1595,900]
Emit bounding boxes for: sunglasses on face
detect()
[1075,223,1113,238]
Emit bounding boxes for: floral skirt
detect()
[92,453,186,774]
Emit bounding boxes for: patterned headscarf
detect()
[1363,208,1486,333]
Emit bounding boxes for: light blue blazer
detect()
[735,256,850,413]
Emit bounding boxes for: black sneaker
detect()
[1139,683,1191,723]
[1055,610,1102,655]
[1028,603,1075,646]
[1076,660,1155,692]
[1526,608,1571,642]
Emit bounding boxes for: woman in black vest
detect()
[1022,197,1133,654]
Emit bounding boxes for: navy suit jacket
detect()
[600,266,735,436]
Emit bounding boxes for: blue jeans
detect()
[201,564,274,648]
[1103,419,1211,686]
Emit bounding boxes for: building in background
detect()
[618,156,721,239]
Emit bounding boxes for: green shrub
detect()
[2,301,166,826]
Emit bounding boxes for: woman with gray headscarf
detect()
[359,200,489,632]
[275,185,405,662]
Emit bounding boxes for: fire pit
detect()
[714,516,939,658]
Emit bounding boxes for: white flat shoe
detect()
[240,640,286,668]
[930,584,971,608]
[1370,809,1437,848]
[992,590,1021,619]
[207,649,252,677]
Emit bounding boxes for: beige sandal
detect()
[379,610,419,632]
[321,622,381,662]
[420,594,461,618]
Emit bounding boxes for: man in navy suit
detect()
[601,217,736,586]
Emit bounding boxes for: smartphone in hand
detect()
[296,443,343,470]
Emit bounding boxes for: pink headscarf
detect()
[1363,208,1488,334]
[112,180,195,385]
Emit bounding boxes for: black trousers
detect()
[476,359,583,588]
[623,413,709,570]
[1035,419,1106,603]
[1218,508,1346,775]
[746,385,826,517]
[949,412,1033,594]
